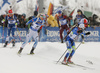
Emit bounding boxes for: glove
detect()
[85,32,90,35]
[2,19,5,23]
[15,23,17,25]
[81,34,84,39]
[15,23,17,28]
[77,29,83,33]
[37,28,41,33]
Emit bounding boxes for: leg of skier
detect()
[30,31,39,54]
[67,42,76,64]
[18,29,33,54]
[62,39,72,64]
[60,26,64,43]
[4,27,11,47]
[12,27,16,47]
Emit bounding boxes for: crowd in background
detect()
[0,10,38,28]
[0,9,100,29]
[0,13,29,28]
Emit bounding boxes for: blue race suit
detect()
[5,15,18,42]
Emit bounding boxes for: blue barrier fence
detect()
[0,26,100,43]
[0,26,28,43]
[84,27,100,42]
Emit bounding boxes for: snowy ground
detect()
[0,42,100,73]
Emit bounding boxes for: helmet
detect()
[8,10,13,14]
[58,11,62,14]
[77,9,82,12]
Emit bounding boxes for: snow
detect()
[0,42,100,73]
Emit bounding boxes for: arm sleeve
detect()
[80,32,90,36]
[26,18,37,25]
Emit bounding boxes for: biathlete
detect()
[3,10,18,47]
[62,24,90,65]
[18,14,48,54]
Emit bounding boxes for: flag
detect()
[17,0,23,3]
[0,0,10,10]
[35,0,39,11]
[69,8,76,16]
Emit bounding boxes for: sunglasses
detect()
[77,12,81,14]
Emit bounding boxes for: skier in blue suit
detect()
[4,10,18,47]
[18,14,48,54]
[62,24,90,65]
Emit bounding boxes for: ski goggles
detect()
[77,12,81,14]
[40,15,46,19]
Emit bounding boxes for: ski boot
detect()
[61,39,63,43]
[30,47,35,54]
[82,40,85,44]
[4,41,8,47]
[12,40,15,47]
[62,57,68,65]
[67,57,73,64]
[18,47,23,54]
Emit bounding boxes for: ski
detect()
[55,61,95,70]
[68,63,95,70]
[27,53,34,55]
[61,62,71,66]
[54,61,72,67]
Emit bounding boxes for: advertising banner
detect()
[40,27,67,42]
[0,27,28,43]
[40,27,100,42]
[0,26,100,43]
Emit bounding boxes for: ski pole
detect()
[8,39,15,45]
[56,41,82,64]
[56,48,68,64]
[17,28,22,43]
[2,23,5,44]
[63,24,77,40]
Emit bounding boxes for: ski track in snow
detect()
[0,42,100,73]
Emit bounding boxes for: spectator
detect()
[0,15,4,26]
[74,9,87,25]
[19,14,26,28]
[67,15,74,28]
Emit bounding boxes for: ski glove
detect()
[37,28,41,33]
[77,29,83,33]
[81,34,84,39]
[85,32,90,35]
